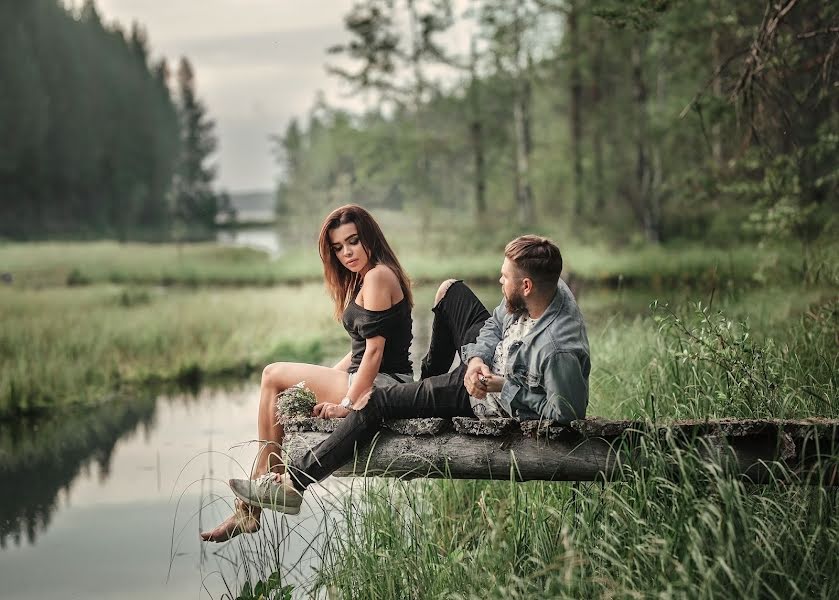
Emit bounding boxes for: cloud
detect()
[89,0,357,190]
[169,27,342,69]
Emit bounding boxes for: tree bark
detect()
[710,17,724,167]
[568,0,584,217]
[512,6,535,227]
[630,38,659,242]
[285,417,839,486]
[469,37,487,218]
[513,77,535,227]
[592,33,606,214]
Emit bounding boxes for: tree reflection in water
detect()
[0,396,157,548]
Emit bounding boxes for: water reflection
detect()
[0,396,157,548]
[0,384,350,599]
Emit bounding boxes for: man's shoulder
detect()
[538,280,589,354]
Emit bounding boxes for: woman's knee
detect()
[261,362,284,388]
[433,279,459,307]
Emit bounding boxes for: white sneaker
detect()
[229,473,303,514]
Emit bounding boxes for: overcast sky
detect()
[94,0,359,192]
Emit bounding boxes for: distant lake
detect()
[216,226,284,258]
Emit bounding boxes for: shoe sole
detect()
[231,487,302,515]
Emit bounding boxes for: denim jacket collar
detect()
[504,279,568,343]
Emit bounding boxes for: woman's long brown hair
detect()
[318,204,413,321]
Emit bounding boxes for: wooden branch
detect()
[797,26,839,40]
[732,0,800,102]
[284,417,839,486]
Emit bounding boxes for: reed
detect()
[223,290,837,599]
[0,283,342,417]
[310,295,838,599]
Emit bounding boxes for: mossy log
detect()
[283,416,839,486]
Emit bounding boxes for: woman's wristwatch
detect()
[339,396,353,410]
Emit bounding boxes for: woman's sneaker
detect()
[229,473,303,514]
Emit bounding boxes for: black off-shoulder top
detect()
[342,293,413,376]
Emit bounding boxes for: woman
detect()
[201,204,414,542]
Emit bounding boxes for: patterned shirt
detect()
[470,315,536,418]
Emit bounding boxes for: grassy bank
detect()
[218,283,836,598]
[3,234,834,289]
[1,267,833,420]
[0,283,340,418]
[308,293,838,599]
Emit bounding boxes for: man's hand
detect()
[313,402,350,419]
[464,358,493,399]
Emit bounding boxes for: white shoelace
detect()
[254,472,281,486]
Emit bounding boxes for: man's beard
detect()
[505,287,528,317]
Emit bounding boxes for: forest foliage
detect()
[0,0,222,239]
[275,0,838,244]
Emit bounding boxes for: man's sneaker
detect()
[229,473,303,514]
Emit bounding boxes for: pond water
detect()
[0,384,352,599]
[0,273,634,599]
[0,287,450,600]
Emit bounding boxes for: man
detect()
[227,235,590,515]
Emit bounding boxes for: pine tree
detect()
[172,57,219,231]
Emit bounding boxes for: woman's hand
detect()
[313,402,350,419]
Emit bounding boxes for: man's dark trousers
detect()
[289,281,490,490]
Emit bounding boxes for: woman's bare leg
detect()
[201,362,348,542]
[254,362,349,478]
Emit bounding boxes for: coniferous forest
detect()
[0,0,220,239]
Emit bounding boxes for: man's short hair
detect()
[504,235,563,290]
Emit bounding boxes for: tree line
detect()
[275,0,837,244]
[0,0,223,240]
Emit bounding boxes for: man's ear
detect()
[522,277,534,296]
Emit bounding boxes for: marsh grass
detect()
[587,286,837,420]
[310,444,839,599]
[306,295,838,599]
[0,283,344,417]
[221,288,838,599]
[3,233,833,289]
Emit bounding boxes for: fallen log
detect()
[283,416,839,486]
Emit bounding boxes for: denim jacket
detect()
[462,279,590,424]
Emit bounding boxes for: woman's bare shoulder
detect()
[362,265,403,305]
[365,264,400,287]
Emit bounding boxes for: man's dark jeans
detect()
[289,281,490,491]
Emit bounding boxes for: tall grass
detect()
[3,234,832,288]
[314,450,839,599]
[0,284,341,417]
[228,290,838,599]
